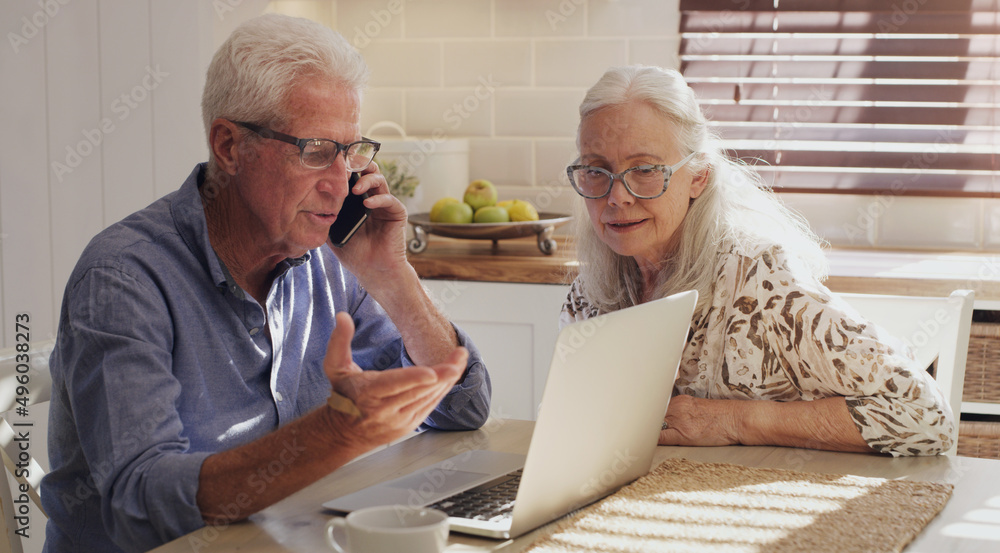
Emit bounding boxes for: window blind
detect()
[678,0,1000,197]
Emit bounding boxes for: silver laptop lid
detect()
[507,289,697,537]
[321,290,698,539]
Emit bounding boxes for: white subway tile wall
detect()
[877,197,983,251]
[404,89,494,136]
[360,90,405,134]
[587,0,679,37]
[361,42,443,87]
[337,0,681,205]
[779,194,882,248]
[986,200,1000,250]
[334,0,991,251]
[495,90,582,137]
[629,37,681,67]
[494,0,587,37]
[534,39,628,86]
[443,41,533,87]
[534,139,579,187]
[337,1,404,42]
[406,0,493,39]
[469,139,533,188]
[783,193,988,251]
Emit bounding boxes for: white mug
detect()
[325,505,449,553]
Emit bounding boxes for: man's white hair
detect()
[201,13,369,141]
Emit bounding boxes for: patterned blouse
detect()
[560,245,955,457]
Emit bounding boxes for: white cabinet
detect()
[422,280,569,421]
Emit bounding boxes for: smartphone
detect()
[328,172,371,247]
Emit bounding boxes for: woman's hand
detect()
[658,394,742,446]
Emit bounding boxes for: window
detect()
[678,0,1000,197]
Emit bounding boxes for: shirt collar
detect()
[169,163,312,292]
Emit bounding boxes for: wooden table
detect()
[152,419,1000,552]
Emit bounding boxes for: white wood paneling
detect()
[0,1,226,349]
[0,1,57,347]
[99,0,156,226]
[46,0,104,330]
[151,0,215,199]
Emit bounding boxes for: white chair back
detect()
[0,339,54,553]
[838,290,974,456]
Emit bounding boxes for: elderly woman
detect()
[561,65,953,457]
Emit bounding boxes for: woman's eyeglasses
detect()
[566,152,698,200]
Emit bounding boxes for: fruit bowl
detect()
[407,212,572,255]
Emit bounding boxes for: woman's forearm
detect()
[736,396,872,453]
[662,395,872,453]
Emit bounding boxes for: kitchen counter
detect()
[408,235,578,285]
[408,236,1000,307]
[823,249,1000,308]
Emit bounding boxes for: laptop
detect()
[322,289,698,539]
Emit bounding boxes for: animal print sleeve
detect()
[560,276,600,329]
[739,248,955,456]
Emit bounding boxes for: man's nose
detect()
[316,157,352,196]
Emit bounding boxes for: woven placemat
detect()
[524,458,953,553]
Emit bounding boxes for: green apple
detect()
[430,197,461,222]
[474,205,511,223]
[463,179,497,211]
[436,201,474,224]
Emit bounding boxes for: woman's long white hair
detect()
[573,65,828,313]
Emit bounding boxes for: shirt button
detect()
[249,327,260,335]
[275,392,284,402]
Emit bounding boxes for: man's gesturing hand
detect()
[322,312,468,449]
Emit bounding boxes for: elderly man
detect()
[41,14,490,552]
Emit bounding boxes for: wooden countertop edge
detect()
[408,236,1000,301]
[412,264,576,284]
[823,275,1000,300]
[407,235,577,285]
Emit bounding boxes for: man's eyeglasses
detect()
[233,121,380,171]
[566,152,698,200]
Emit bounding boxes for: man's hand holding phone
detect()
[325,162,466,387]
[327,165,412,282]
[327,172,370,247]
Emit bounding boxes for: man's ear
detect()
[209,118,241,176]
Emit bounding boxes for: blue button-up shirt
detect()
[41,164,491,552]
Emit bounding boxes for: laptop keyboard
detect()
[428,469,522,522]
